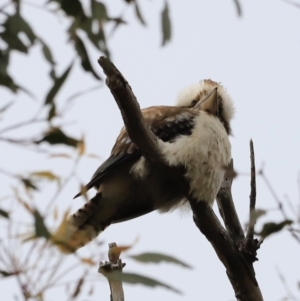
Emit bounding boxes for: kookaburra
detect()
[58,79,235,252]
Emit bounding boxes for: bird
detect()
[55,79,235,253]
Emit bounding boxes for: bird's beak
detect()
[197,88,219,116]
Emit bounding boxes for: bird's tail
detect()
[53,193,106,253]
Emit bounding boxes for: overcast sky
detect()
[1,0,300,300]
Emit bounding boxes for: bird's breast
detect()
[159,113,231,205]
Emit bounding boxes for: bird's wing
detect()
[74,106,199,198]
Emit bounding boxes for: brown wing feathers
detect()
[74,106,198,198]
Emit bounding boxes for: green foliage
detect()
[249,208,266,228]
[1,13,36,53]
[36,127,80,148]
[134,1,147,26]
[33,209,51,240]
[21,178,39,191]
[0,270,14,277]
[258,220,293,239]
[91,0,108,21]
[108,271,182,294]
[0,49,19,92]
[0,13,37,92]
[0,208,9,219]
[0,0,172,94]
[74,34,101,80]
[161,1,171,46]
[130,252,192,269]
[44,62,74,105]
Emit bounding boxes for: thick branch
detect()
[99,243,125,301]
[98,56,165,165]
[190,199,263,301]
[216,160,245,246]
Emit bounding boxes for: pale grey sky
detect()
[1,0,300,300]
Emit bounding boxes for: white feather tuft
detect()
[176,83,202,107]
[176,80,235,124]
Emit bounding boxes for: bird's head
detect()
[176,79,235,134]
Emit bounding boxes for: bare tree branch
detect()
[189,199,263,301]
[98,56,165,165]
[216,160,245,246]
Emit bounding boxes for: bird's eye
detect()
[190,100,197,107]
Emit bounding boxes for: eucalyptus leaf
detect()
[107,272,181,294]
[0,270,14,277]
[52,0,85,18]
[21,178,38,191]
[1,14,36,51]
[33,209,51,240]
[40,39,55,66]
[161,1,171,46]
[249,208,266,227]
[74,34,101,80]
[45,62,73,105]
[0,208,9,219]
[30,171,60,182]
[36,127,80,148]
[130,252,192,269]
[91,0,108,21]
[258,220,293,238]
[134,1,146,26]
[1,31,28,53]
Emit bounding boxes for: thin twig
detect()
[233,0,242,16]
[2,242,28,300]
[297,172,300,223]
[65,84,104,103]
[275,266,300,301]
[42,255,66,291]
[260,170,300,243]
[0,118,46,135]
[29,244,56,293]
[0,137,34,145]
[108,5,129,37]
[42,262,83,291]
[45,154,81,212]
[245,139,256,246]
[0,242,11,270]
[0,167,19,179]
[260,171,288,218]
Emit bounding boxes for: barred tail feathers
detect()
[54,193,105,253]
